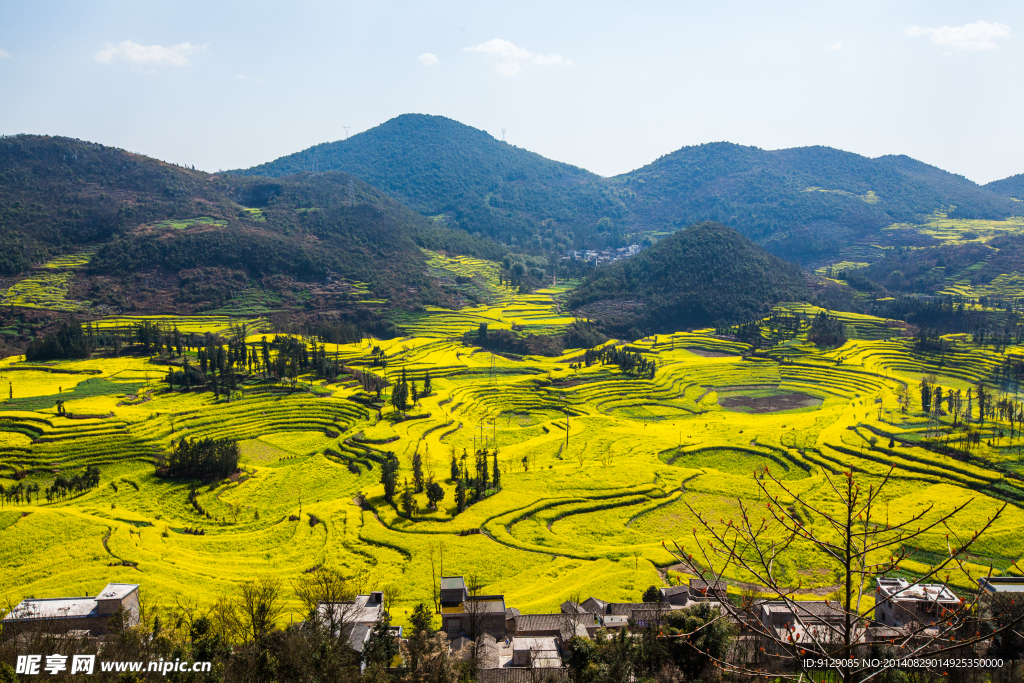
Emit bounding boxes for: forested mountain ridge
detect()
[567,222,809,336]
[233,114,1021,263]
[232,114,619,255]
[616,144,1019,261]
[0,134,499,311]
[985,173,1024,200]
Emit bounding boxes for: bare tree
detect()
[465,573,483,641]
[293,567,356,640]
[238,576,284,644]
[663,465,1024,682]
[382,581,402,617]
[561,590,588,638]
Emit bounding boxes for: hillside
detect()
[234,115,1021,263]
[567,222,809,336]
[232,114,617,254]
[614,145,1019,261]
[985,173,1024,200]
[0,135,500,318]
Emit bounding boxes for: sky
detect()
[0,1,1021,183]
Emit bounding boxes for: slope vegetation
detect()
[618,145,1019,260]
[233,114,614,253]
[985,173,1024,200]
[567,222,808,335]
[232,115,1021,262]
[0,135,498,310]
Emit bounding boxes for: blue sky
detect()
[0,1,1020,183]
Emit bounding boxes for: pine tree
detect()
[493,451,501,490]
[450,452,459,481]
[400,479,416,518]
[423,370,432,396]
[381,455,399,503]
[455,477,466,513]
[412,448,424,493]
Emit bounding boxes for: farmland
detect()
[2,287,1023,627]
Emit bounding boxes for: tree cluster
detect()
[807,311,848,348]
[24,318,93,361]
[583,345,657,378]
[158,437,240,480]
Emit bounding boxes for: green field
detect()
[2,301,1023,627]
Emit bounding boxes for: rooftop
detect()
[441,577,467,591]
[441,595,507,615]
[877,579,959,604]
[96,584,139,601]
[513,614,567,633]
[2,584,140,622]
[759,601,846,624]
[979,577,1024,594]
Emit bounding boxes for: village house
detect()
[688,579,728,602]
[1,583,140,636]
[875,578,961,628]
[439,576,507,640]
[658,585,690,606]
[511,636,561,668]
[756,600,848,644]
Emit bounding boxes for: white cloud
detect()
[828,41,843,51]
[906,20,1011,51]
[0,49,10,59]
[418,52,439,67]
[94,40,203,66]
[463,38,570,76]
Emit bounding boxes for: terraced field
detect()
[2,305,1023,626]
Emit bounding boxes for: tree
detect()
[426,481,445,509]
[238,577,283,644]
[391,380,409,416]
[412,448,424,493]
[423,370,432,396]
[807,311,847,348]
[406,603,435,672]
[641,585,661,603]
[492,451,501,490]
[455,477,467,513]
[920,377,932,413]
[292,567,356,640]
[363,614,398,669]
[450,451,459,481]
[400,479,416,518]
[664,465,1023,682]
[380,455,399,503]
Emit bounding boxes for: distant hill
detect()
[0,134,499,313]
[566,222,809,336]
[985,173,1024,200]
[617,144,1021,261]
[234,115,1021,263]
[232,114,616,254]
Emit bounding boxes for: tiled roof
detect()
[560,601,587,614]
[606,603,650,616]
[513,614,564,634]
[580,598,607,614]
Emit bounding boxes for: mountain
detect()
[232,114,616,254]
[566,222,809,336]
[985,173,1024,200]
[616,145,1020,261]
[0,134,499,315]
[234,115,1021,263]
